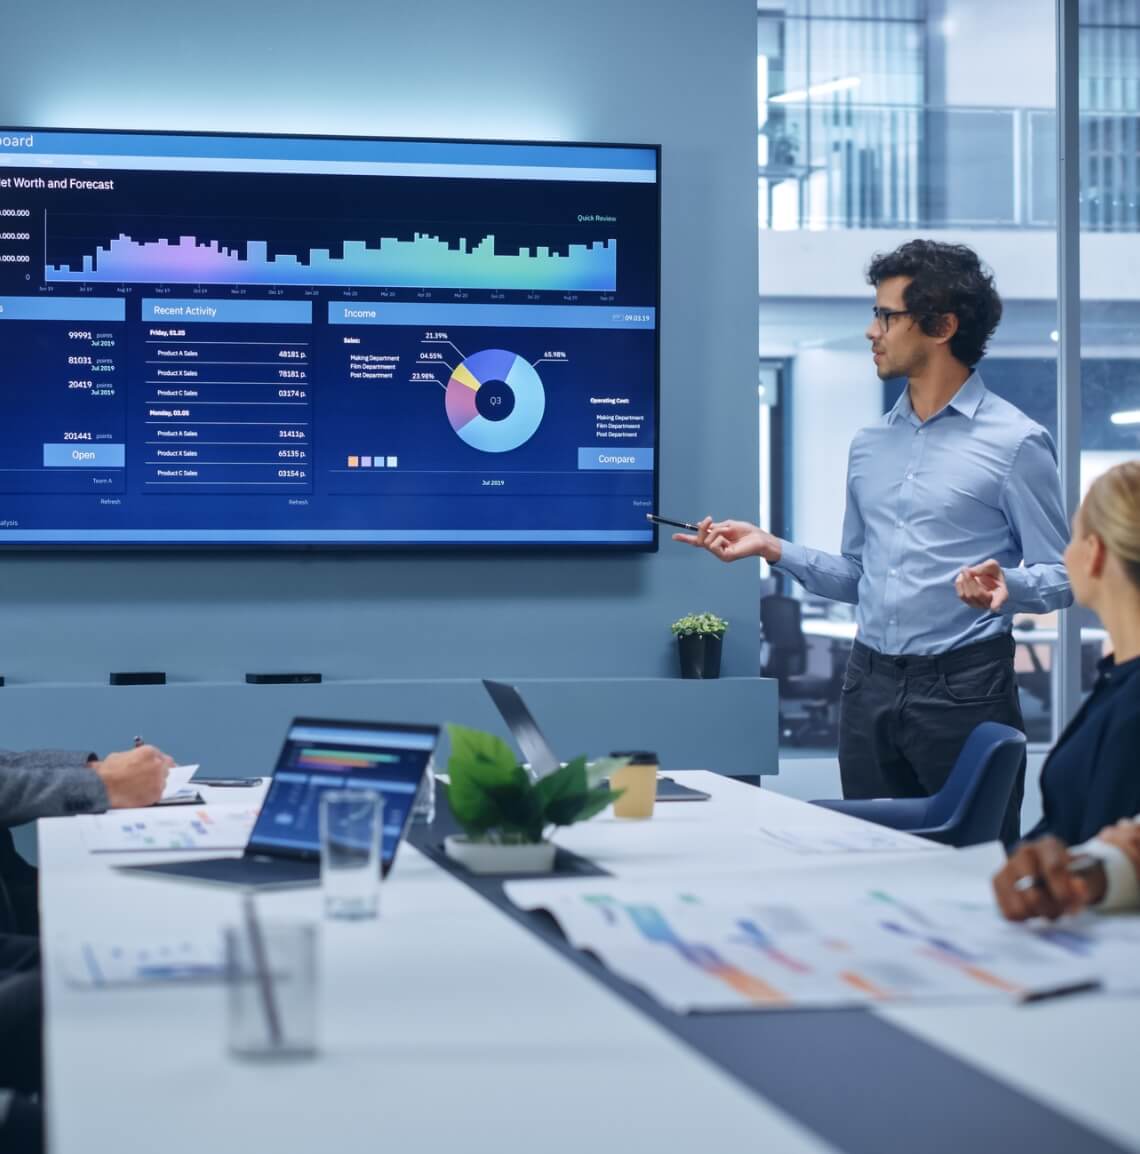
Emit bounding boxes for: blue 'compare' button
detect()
[577,447,654,470]
[43,443,125,468]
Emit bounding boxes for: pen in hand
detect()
[646,513,702,532]
[1012,852,1104,894]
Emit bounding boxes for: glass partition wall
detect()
[759,0,1119,753]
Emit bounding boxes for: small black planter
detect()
[677,632,723,679]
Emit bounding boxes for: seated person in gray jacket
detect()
[1,742,174,933]
[0,741,173,1153]
[2,742,174,827]
[0,934,41,1154]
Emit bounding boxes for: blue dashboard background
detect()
[0,131,660,546]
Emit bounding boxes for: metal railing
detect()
[758,101,1140,232]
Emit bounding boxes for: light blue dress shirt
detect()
[775,372,1073,655]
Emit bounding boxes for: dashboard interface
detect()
[250,721,437,863]
[0,129,660,546]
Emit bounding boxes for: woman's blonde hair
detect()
[1081,460,1140,590]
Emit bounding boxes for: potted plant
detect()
[671,612,728,679]
[442,723,627,875]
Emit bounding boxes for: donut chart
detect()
[444,348,545,453]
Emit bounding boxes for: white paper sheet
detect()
[82,804,258,853]
[58,934,224,987]
[895,895,1140,997]
[751,824,947,855]
[160,763,201,801]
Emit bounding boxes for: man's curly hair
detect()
[867,240,1002,368]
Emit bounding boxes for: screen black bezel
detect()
[0,125,662,555]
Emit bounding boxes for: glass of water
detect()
[320,789,382,920]
[225,920,319,1060]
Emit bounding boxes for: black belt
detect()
[851,632,1014,677]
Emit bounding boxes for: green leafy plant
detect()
[670,612,728,638]
[445,723,627,845]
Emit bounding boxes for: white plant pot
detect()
[443,835,557,875]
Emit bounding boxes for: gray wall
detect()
[0,0,761,685]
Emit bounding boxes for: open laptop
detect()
[481,680,709,801]
[120,717,439,888]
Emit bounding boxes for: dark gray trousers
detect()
[837,633,1026,847]
[0,934,42,1154]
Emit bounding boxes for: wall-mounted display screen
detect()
[0,128,659,547]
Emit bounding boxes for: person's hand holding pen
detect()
[992,835,1107,921]
[671,516,783,565]
[87,740,175,809]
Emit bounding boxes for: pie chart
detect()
[444,348,545,453]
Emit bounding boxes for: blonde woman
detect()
[993,461,1140,919]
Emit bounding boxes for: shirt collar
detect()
[1097,651,1140,685]
[948,372,986,419]
[886,388,913,425]
[887,371,986,425]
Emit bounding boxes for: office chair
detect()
[760,594,844,746]
[1016,620,1104,729]
[810,721,1027,848]
[1015,621,1053,712]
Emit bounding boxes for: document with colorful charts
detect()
[58,934,225,988]
[82,804,258,853]
[503,878,1119,1013]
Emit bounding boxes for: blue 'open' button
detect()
[43,443,126,468]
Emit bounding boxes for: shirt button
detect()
[896,520,903,528]
[918,429,925,436]
[905,472,914,480]
[890,618,897,625]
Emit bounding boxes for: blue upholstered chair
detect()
[810,721,1027,848]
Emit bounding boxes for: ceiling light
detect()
[1110,410,1140,426]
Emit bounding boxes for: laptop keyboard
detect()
[120,855,321,888]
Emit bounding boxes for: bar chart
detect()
[45,229,618,292]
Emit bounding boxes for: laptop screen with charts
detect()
[246,718,438,866]
[120,718,439,888]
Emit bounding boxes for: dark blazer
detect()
[1026,653,1140,845]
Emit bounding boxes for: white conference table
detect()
[37,773,1139,1154]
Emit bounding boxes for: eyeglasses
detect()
[870,306,912,332]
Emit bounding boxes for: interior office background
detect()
[758,0,1140,755]
[0,0,1129,801]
